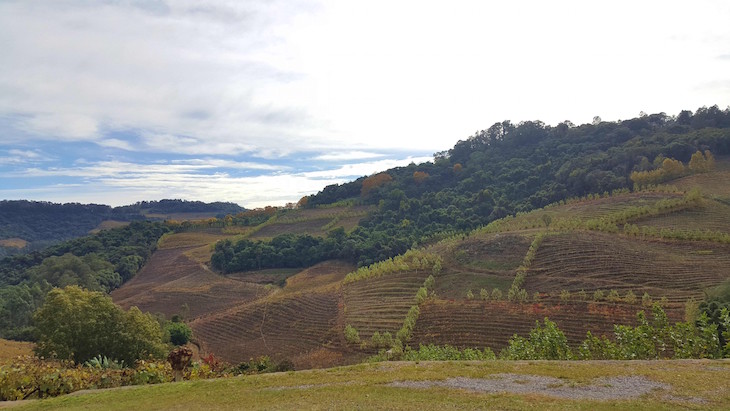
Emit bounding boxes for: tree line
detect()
[0,221,170,340]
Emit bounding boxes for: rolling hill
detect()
[108,157,730,367]
[3,107,730,371]
[0,199,244,258]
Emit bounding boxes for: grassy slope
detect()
[6,360,729,410]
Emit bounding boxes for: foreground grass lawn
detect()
[5,360,729,410]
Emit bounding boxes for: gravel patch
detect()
[389,373,672,401]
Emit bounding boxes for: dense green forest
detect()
[0,201,141,256]
[114,199,245,215]
[213,106,730,268]
[0,221,170,340]
[0,199,244,258]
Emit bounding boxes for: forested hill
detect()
[0,199,245,258]
[114,199,245,216]
[291,106,730,264]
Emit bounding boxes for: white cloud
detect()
[3,0,725,157]
[0,149,49,165]
[8,149,43,159]
[312,151,386,161]
[302,157,432,179]
[171,158,285,171]
[2,0,730,206]
[98,139,135,151]
[4,155,429,208]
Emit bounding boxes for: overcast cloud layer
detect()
[1,0,729,207]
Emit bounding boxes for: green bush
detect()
[166,322,193,346]
[401,344,495,361]
[503,318,572,360]
[414,287,428,304]
[344,324,360,344]
[33,286,166,364]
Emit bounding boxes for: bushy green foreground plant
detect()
[0,354,292,401]
[503,318,573,360]
[0,356,170,401]
[166,321,193,346]
[33,286,167,365]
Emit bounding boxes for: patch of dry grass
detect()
[0,339,33,364]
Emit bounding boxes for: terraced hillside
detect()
[673,156,730,202]
[111,246,273,320]
[107,162,730,368]
[633,197,730,232]
[525,232,730,302]
[432,233,530,299]
[411,299,668,351]
[247,205,371,240]
[343,271,427,338]
[190,260,354,369]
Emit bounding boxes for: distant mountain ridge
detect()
[0,199,245,257]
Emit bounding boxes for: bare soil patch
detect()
[389,373,675,401]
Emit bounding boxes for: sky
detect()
[1,0,729,208]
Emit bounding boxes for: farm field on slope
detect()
[525,231,730,302]
[111,243,275,321]
[109,164,730,368]
[0,338,33,364]
[189,260,355,369]
[8,360,730,410]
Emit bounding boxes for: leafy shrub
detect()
[0,356,174,401]
[166,322,193,346]
[642,292,653,307]
[131,360,171,385]
[396,306,420,343]
[503,318,572,360]
[344,324,361,344]
[84,355,125,370]
[414,287,428,304]
[606,289,621,302]
[578,331,617,360]
[34,286,166,364]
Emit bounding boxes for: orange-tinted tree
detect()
[361,173,393,197]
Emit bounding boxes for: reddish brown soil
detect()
[190,289,342,367]
[111,247,271,320]
[412,299,683,351]
[525,231,730,302]
[343,271,429,338]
